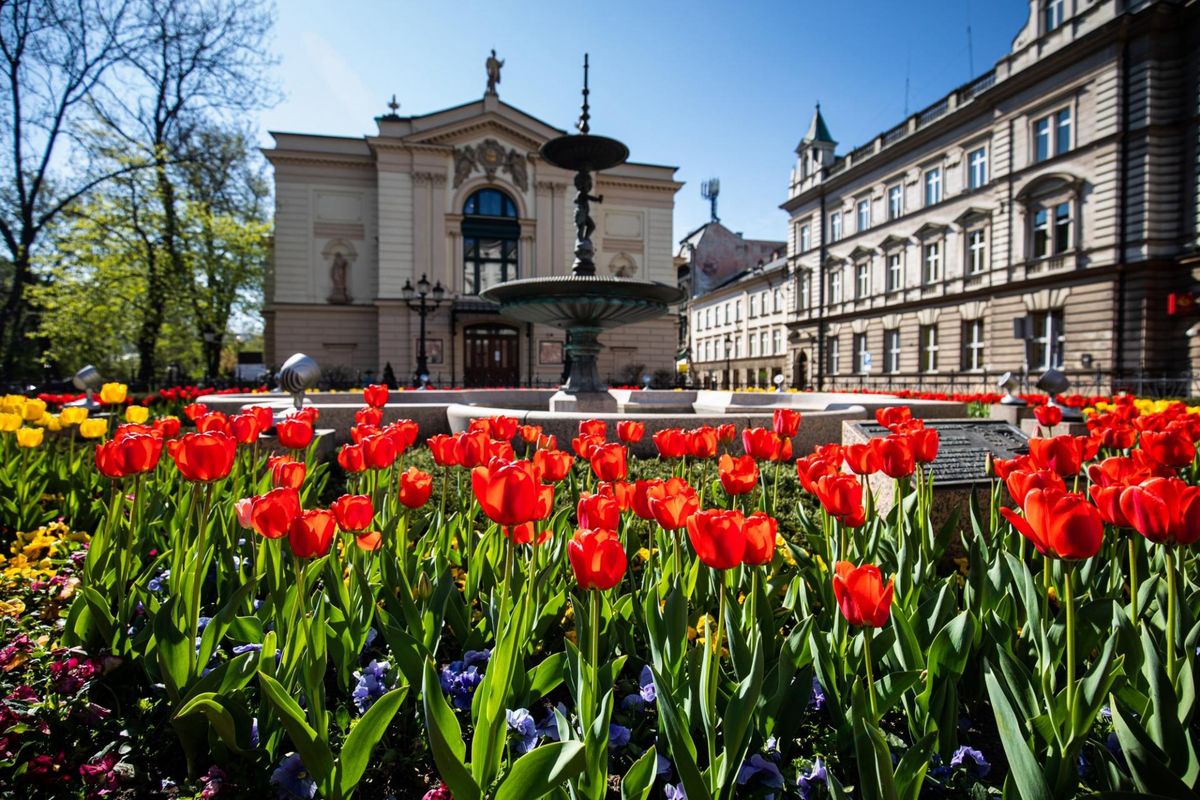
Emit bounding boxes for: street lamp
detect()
[401,273,447,387]
[724,335,733,391]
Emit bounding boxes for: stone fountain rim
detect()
[480,275,685,305]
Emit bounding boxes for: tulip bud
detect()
[414,571,433,601]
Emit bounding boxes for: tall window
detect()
[1035,108,1071,161]
[886,253,902,292]
[1033,202,1072,257]
[924,168,942,206]
[919,325,939,372]
[968,147,988,190]
[961,319,985,370]
[801,274,811,309]
[827,336,840,374]
[857,198,870,232]
[829,270,843,304]
[750,293,759,317]
[750,332,759,357]
[854,333,870,374]
[1028,310,1065,369]
[773,288,783,312]
[967,229,987,274]
[923,242,942,283]
[884,329,900,373]
[462,188,519,294]
[723,303,730,324]
[799,223,811,252]
[830,211,842,242]
[1044,0,1064,32]
[759,331,769,357]
[856,262,870,299]
[887,185,903,220]
[772,329,782,355]
[735,300,743,321]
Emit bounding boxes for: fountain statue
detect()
[481,54,684,411]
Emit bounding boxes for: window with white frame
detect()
[1044,0,1064,32]
[760,291,769,315]
[829,269,842,304]
[923,242,942,283]
[968,147,988,190]
[887,185,903,220]
[1033,201,1072,258]
[961,319,985,370]
[749,293,759,317]
[735,300,742,321]
[857,198,870,232]
[856,262,870,299]
[924,167,942,206]
[723,303,730,324]
[772,329,782,354]
[830,211,842,242]
[827,336,840,374]
[773,288,783,312]
[967,228,987,274]
[799,223,811,253]
[1027,309,1065,370]
[759,331,769,357]
[919,324,939,372]
[884,329,900,373]
[854,333,870,374]
[886,253,902,292]
[735,336,743,358]
[800,274,811,309]
[695,310,702,331]
[750,332,760,357]
[1035,108,1071,162]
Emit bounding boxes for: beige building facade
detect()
[784,0,1200,395]
[263,81,681,387]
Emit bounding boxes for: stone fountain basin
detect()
[479,275,684,328]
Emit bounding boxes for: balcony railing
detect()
[916,98,949,128]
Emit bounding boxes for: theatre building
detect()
[262,65,681,387]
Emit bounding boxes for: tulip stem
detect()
[1064,566,1076,730]
[1166,546,1178,685]
[1128,537,1139,625]
[189,484,214,670]
[863,625,878,719]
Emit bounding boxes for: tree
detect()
[0,0,135,379]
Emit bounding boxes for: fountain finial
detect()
[577,53,591,134]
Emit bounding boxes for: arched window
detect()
[462,188,519,295]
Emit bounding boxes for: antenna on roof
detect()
[966,0,975,77]
[904,49,911,117]
[700,178,720,223]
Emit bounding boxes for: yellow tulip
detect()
[99,383,127,405]
[0,413,19,432]
[124,405,149,424]
[39,415,62,432]
[15,427,43,448]
[21,398,46,421]
[78,419,107,439]
[59,406,89,426]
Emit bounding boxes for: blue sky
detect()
[258,0,1030,243]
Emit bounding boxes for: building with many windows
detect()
[262,66,681,387]
[783,0,1200,394]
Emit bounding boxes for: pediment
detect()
[396,99,566,152]
[1015,172,1085,203]
[846,245,875,261]
[912,221,949,240]
[954,206,992,226]
[877,234,908,252]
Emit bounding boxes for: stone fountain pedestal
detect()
[549,390,618,413]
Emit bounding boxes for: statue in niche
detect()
[328,252,351,304]
[485,49,504,95]
[573,170,601,243]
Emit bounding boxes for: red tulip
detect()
[814,473,865,521]
[533,449,573,482]
[717,423,736,444]
[271,457,306,489]
[908,428,939,464]
[289,509,337,559]
[230,413,264,445]
[773,408,802,438]
[427,435,459,467]
[356,406,384,428]
[399,467,434,509]
[578,493,620,530]
[1089,484,1130,528]
[389,419,420,451]
[687,426,718,459]
[572,433,604,460]
[1003,469,1065,507]
[631,478,663,521]
[519,424,542,444]
[795,455,839,494]
[275,416,314,450]
[686,508,746,570]
[248,406,274,432]
[153,416,181,438]
[455,430,491,468]
[718,453,759,495]
[742,512,777,565]
[196,412,230,435]
[567,528,627,590]
[648,481,700,531]
[617,420,645,443]
[1034,404,1063,428]
[652,428,688,459]
[741,427,777,461]
[331,494,374,532]
[183,402,208,422]
[1118,477,1200,546]
[1139,428,1195,469]
[872,435,915,478]
[471,460,540,526]
[1028,435,1088,478]
[355,531,383,552]
[589,442,628,481]
[338,443,367,473]
[597,480,633,512]
[578,419,607,438]
[251,487,301,540]
[875,406,912,432]
[843,442,881,475]
[362,434,397,470]
[506,522,552,546]
[489,416,518,441]
[999,488,1104,559]
[173,431,236,482]
[772,438,793,463]
[832,562,894,627]
[363,383,389,408]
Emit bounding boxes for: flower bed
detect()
[0,386,1197,798]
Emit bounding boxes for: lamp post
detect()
[401,274,447,387]
[724,335,733,391]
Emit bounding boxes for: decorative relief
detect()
[452,138,528,191]
[608,253,638,278]
[412,171,448,187]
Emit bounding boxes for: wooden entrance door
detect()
[464,325,520,387]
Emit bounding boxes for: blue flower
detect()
[270,753,317,799]
[250,717,259,749]
[148,570,169,593]
[353,659,392,714]
[796,757,826,800]
[609,723,631,750]
[232,643,263,655]
[664,784,686,800]
[656,752,672,777]
[951,746,990,778]
[620,693,645,712]
[808,676,826,711]
[536,706,565,741]
[638,665,656,703]
[440,654,488,711]
[365,627,378,648]
[928,753,951,781]
[738,753,784,792]
[507,708,538,754]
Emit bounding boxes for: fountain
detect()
[480,54,684,412]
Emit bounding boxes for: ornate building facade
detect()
[784,0,1200,395]
[263,69,681,387]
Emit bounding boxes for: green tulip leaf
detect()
[336,685,409,798]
